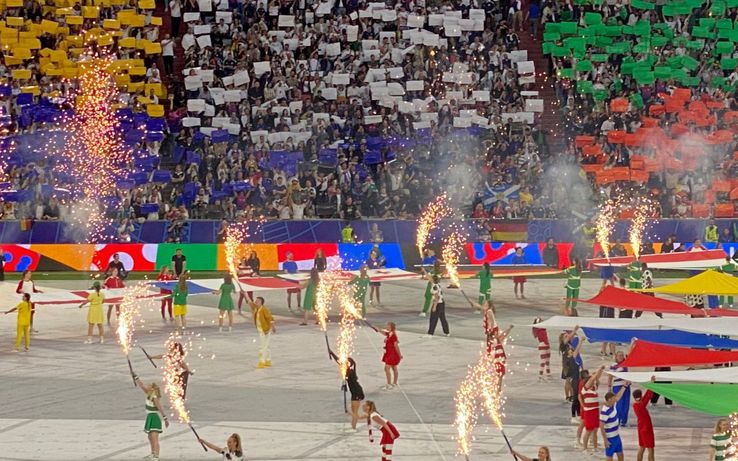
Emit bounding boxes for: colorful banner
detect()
[215,243,279,272]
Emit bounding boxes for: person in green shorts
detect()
[475,262,493,309]
[133,374,168,461]
[626,259,643,290]
[350,265,370,316]
[419,260,442,317]
[300,267,320,325]
[564,260,582,312]
[719,256,736,308]
[214,274,236,332]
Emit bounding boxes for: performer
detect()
[16,270,41,333]
[608,350,630,427]
[564,259,582,312]
[349,265,370,316]
[626,258,643,290]
[79,281,105,344]
[104,267,125,326]
[197,433,244,460]
[511,447,551,461]
[214,274,236,332]
[5,293,32,352]
[427,275,450,337]
[150,341,192,399]
[599,384,630,461]
[719,256,736,308]
[377,321,401,390]
[580,365,606,454]
[172,275,189,329]
[419,260,442,317]
[475,262,493,308]
[632,381,655,461]
[483,300,512,379]
[132,374,169,461]
[313,248,327,272]
[710,418,731,461]
[236,255,255,314]
[532,317,551,381]
[366,249,384,306]
[282,252,301,310]
[511,247,527,299]
[363,401,400,461]
[248,296,275,368]
[300,267,319,326]
[329,350,365,431]
[157,265,174,322]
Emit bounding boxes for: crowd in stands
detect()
[546,0,738,219]
[0,0,555,230]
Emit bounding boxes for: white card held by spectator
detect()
[518,75,535,85]
[521,90,539,96]
[388,67,404,79]
[233,71,250,86]
[182,117,201,127]
[320,87,337,100]
[253,61,271,76]
[413,120,431,130]
[406,80,424,91]
[407,14,425,28]
[215,11,231,23]
[525,99,544,112]
[193,25,211,35]
[278,15,295,27]
[517,61,535,74]
[453,117,472,128]
[187,99,206,113]
[346,25,359,41]
[472,91,491,102]
[184,75,202,90]
[332,73,350,85]
[510,50,528,63]
[224,90,242,102]
[398,101,415,114]
[196,35,212,48]
[197,0,212,12]
[387,82,405,96]
[211,117,229,127]
[224,123,241,135]
[469,9,486,21]
[429,14,443,25]
[204,104,215,117]
[289,101,303,113]
[325,43,341,56]
[183,12,200,22]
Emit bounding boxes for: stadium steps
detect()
[518,31,566,155]
[154,0,185,86]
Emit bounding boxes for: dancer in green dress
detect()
[133,374,168,461]
[300,267,320,325]
[564,259,583,312]
[475,262,493,309]
[350,265,370,316]
[419,260,442,317]
[214,274,235,332]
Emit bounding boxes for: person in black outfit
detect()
[171,248,187,278]
[313,248,327,272]
[0,247,5,281]
[106,253,127,280]
[542,237,559,268]
[427,275,450,336]
[247,251,261,276]
[329,351,364,432]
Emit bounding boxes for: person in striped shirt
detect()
[580,365,606,454]
[608,351,630,427]
[710,418,732,461]
[599,383,630,461]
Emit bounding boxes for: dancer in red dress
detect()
[633,383,655,461]
[364,400,400,461]
[378,322,401,390]
[104,267,125,326]
[157,265,174,322]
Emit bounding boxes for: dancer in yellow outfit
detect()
[79,281,105,344]
[248,296,275,368]
[5,293,32,351]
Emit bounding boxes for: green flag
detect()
[643,383,738,416]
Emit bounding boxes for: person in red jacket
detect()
[104,268,125,325]
[16,270,41,333]
[632,381,655,461]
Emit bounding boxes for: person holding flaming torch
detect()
[132,374,169,461]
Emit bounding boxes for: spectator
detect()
[172,248,187,278]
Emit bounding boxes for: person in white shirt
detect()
[427,275,450,337]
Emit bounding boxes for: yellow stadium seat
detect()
[20,38,41,50]
[130,14,145,27]
[144,42,161,54]
[118,37,136,48]
[66,16,84,26]
[103,19,120,30]
[45,68,62,76]
[115,74,130,86]
[146,104,164,117]
[151,16,162,26]
[20,86,40,96]
[49,49,66,62]
[12,69,31,80]
[129,66,146,76]
[55,7,74,15]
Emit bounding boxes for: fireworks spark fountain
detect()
[336,290,362,379]
[163,333,207,452]
[442,230,465,288]
[454,359,480,459]
[416,193,453,257]
[628,201,650,259]
[224,222,250,293]
[595,200,617,260]
[116,283,153,386]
